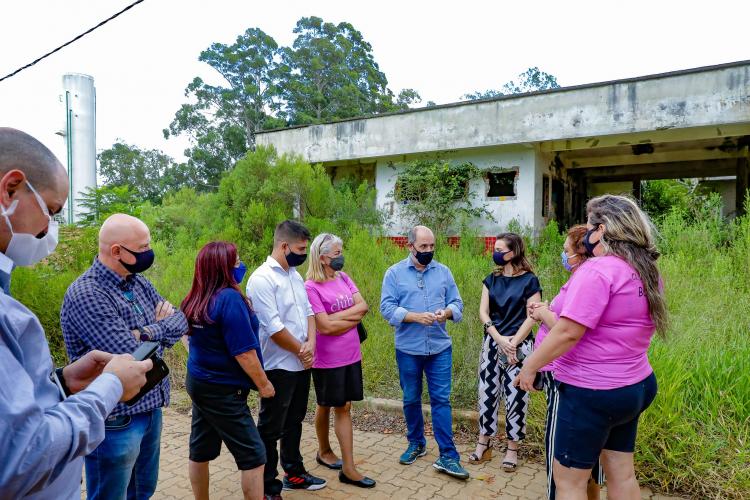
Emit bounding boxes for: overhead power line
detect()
[0,0,146,84]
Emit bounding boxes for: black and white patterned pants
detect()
[541,371,605,500]
[477,334,533,441]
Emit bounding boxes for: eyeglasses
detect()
[122,290,145,316]
[417,278,425,288]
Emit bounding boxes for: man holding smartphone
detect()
[61,213,188,500]
[0,128,153,499]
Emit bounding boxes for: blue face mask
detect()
[233,261,247,284]
[561,251,577,272]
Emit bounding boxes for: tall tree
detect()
[463,66,560,100]
[98,142,193,203]
[77,185,142,227]
[165,28,286,185]
[278,16,401,124]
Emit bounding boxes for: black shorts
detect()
[554,372,657,469]
[312,361,364,408]
[186,374,266,470]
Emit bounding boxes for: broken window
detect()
[485,169,518,199]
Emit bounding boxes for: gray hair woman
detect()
[304,233,375,489]
[515,194,666,499]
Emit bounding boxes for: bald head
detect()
[99,214,150,251]
[407,225,434,245]
[407,225,435,256]
[98,214,152,276]
[0,127,67,192]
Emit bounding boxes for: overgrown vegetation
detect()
[390,158,494,235]
[11,149,748,498]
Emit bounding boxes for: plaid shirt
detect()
[61,258,188,416]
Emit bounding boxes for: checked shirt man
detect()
[61,214,188,500]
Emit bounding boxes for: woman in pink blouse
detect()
[305,233,375,489]
[516,195,667,500]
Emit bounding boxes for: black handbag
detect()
[357,322,367,343]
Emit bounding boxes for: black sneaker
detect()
[282,473,327,491]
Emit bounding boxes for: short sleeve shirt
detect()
[187,288,263,388]
[483,272,542,337]
[555,256,656,390]
[305,272,362,369]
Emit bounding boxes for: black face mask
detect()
[413,250,434,266]
[119,246,155,274]
[285,248,307,267]
[493,250,512,266]
[328,255,345,271]
[583,227,601,257]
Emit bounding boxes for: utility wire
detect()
[0,0,146,84]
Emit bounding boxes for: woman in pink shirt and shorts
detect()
[516,195,667,500]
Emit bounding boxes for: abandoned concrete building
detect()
[257,60,750,236]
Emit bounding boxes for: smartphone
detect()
[532,371,545,391]
[125,341,170,406]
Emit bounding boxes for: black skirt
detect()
[312,360,364,408]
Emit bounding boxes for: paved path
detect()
[134,409,682,500]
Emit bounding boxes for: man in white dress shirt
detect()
[247,220,326,499]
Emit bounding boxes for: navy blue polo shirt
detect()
[187,288,263,388]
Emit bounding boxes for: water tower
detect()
[59,73,97,224]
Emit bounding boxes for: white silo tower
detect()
[60,73,97,224]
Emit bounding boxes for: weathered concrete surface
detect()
[257,62,750,164]
[83,408,687,499]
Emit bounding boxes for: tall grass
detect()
[10,217,749,498]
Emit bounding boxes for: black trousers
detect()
[257,368,311,495]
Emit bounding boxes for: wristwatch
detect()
[139,326,152,342]
[51,367,72,398]
[482,321,493,332]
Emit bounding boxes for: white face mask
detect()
[1,180,59,267]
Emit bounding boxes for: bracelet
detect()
[482,321,493,332]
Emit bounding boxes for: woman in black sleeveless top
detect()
[468,233,541,472]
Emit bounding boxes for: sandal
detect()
[502,445,519,472]
[468,440,493,464]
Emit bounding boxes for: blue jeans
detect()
[85,409,162,500]
[396,347,459,460]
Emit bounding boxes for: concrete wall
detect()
[374,146,541,236]
[257,63,750,164]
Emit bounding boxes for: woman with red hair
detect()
[528,225,604,500]
[182,241,274,500]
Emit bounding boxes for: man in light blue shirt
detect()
[0,128,152,499]
[380,225,469,480]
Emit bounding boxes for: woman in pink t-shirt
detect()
[516,195,667,500]
[528,224,604,500]
[304,233,375,489]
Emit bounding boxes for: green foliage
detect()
[77,185,142,227]
[641,179,692,218]
[164,26,286,177]
[97,142,194,203]
[391,159,494,235]
[138,147,383,265]
[463,66,560,100]
[166,17,419,177]
[278,16,400,124]
[395,88,422,109]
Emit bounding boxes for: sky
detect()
[1,0,749,165]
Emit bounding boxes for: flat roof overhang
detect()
[257,61,750,164]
